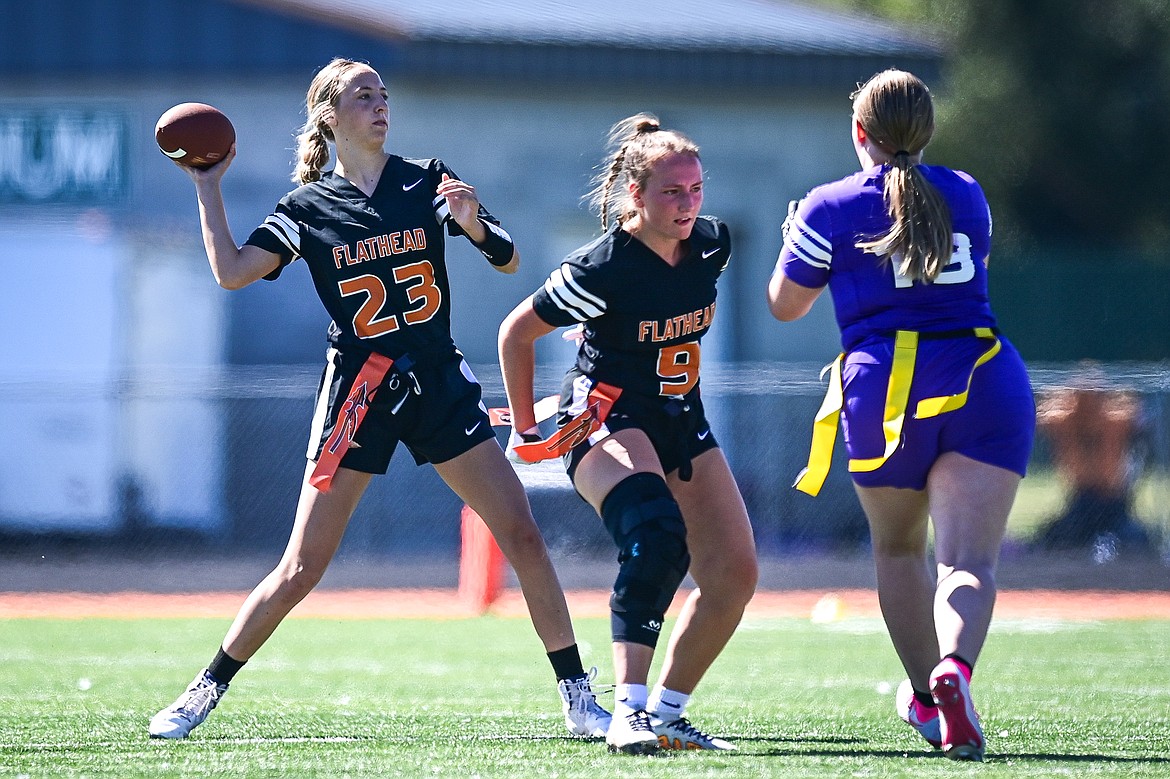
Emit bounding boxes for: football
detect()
[154,103,235,169]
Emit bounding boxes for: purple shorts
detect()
[841,336,1036,490]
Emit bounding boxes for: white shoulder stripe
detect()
[785,214,832,269]
[271,211,298,235]
[786,234,831,269]
[260,214,300,256]
[543,279,591,321]
[545,265,606,320]
[557,264,606,309]
[793,213,831,253]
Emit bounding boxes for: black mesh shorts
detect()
[307,347,496,472]
[561,376,719,481]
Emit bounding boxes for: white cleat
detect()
[558,668,612,738]
[606,708,659,755]
[651,716,736,750]
[148,669,228,739]
[896,678,942,749]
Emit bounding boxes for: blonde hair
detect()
[586,113,701,229]
[852,69,953,284]
[292,58,371,185]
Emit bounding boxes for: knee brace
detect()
[600,472,690,648]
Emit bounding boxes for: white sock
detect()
[614,683,648,713]
[648,686,690,720]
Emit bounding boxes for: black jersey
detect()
[531,216,730,397]
[245,155,503,366]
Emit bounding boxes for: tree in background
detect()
[822,0,1170,255]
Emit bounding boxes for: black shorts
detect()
[560,374,719,481]
[307,346,496,472]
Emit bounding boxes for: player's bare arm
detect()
[766,266,822,322]
[182,145,281,289]
[498,297,557,434]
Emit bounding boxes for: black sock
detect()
[944,653,975,676]
[547,644,585,681]
[207,647,246,684]
[913,689,936,707]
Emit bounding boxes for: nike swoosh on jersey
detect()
[403,178,424,191]
[465,421,482,435]
[697,429,711,440]
[701,247,720,259]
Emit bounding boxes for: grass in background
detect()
[1,615,1168,778]
[1007,468,1169,543]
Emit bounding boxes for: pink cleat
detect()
[930,659,984,761]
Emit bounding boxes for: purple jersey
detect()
[782,164,1035,489]
[780,164,996,351]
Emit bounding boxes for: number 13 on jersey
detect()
[892,233,976,288]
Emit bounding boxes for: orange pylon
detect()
[458,505,507,613]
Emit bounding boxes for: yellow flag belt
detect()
[793,328,1001,496]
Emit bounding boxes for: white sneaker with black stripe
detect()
[558,668,612,738]
[148,669,228,739]
[606,708,659,754]
[651,716,736,750]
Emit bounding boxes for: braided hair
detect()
[292,58,370,185]
[586,113,701,230]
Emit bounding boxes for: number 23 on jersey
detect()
[338,260,442,338]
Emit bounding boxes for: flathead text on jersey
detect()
[332,229,428,269]
[637,302,716,343]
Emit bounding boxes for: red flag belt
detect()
[509,382,622,463]
[309,352,396,492]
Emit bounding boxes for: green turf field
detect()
[1007,468,1168,543]
[1,615,1168,777]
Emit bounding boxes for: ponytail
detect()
[858,154,953,283]
[594,146,627,231]
[290,57,368,185]
[852,69,952,283]
[586,113,699,230]
[293,119,332,185]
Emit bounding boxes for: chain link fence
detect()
[2,362,1167,568]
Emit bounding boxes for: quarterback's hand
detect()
[437,173,483,237]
